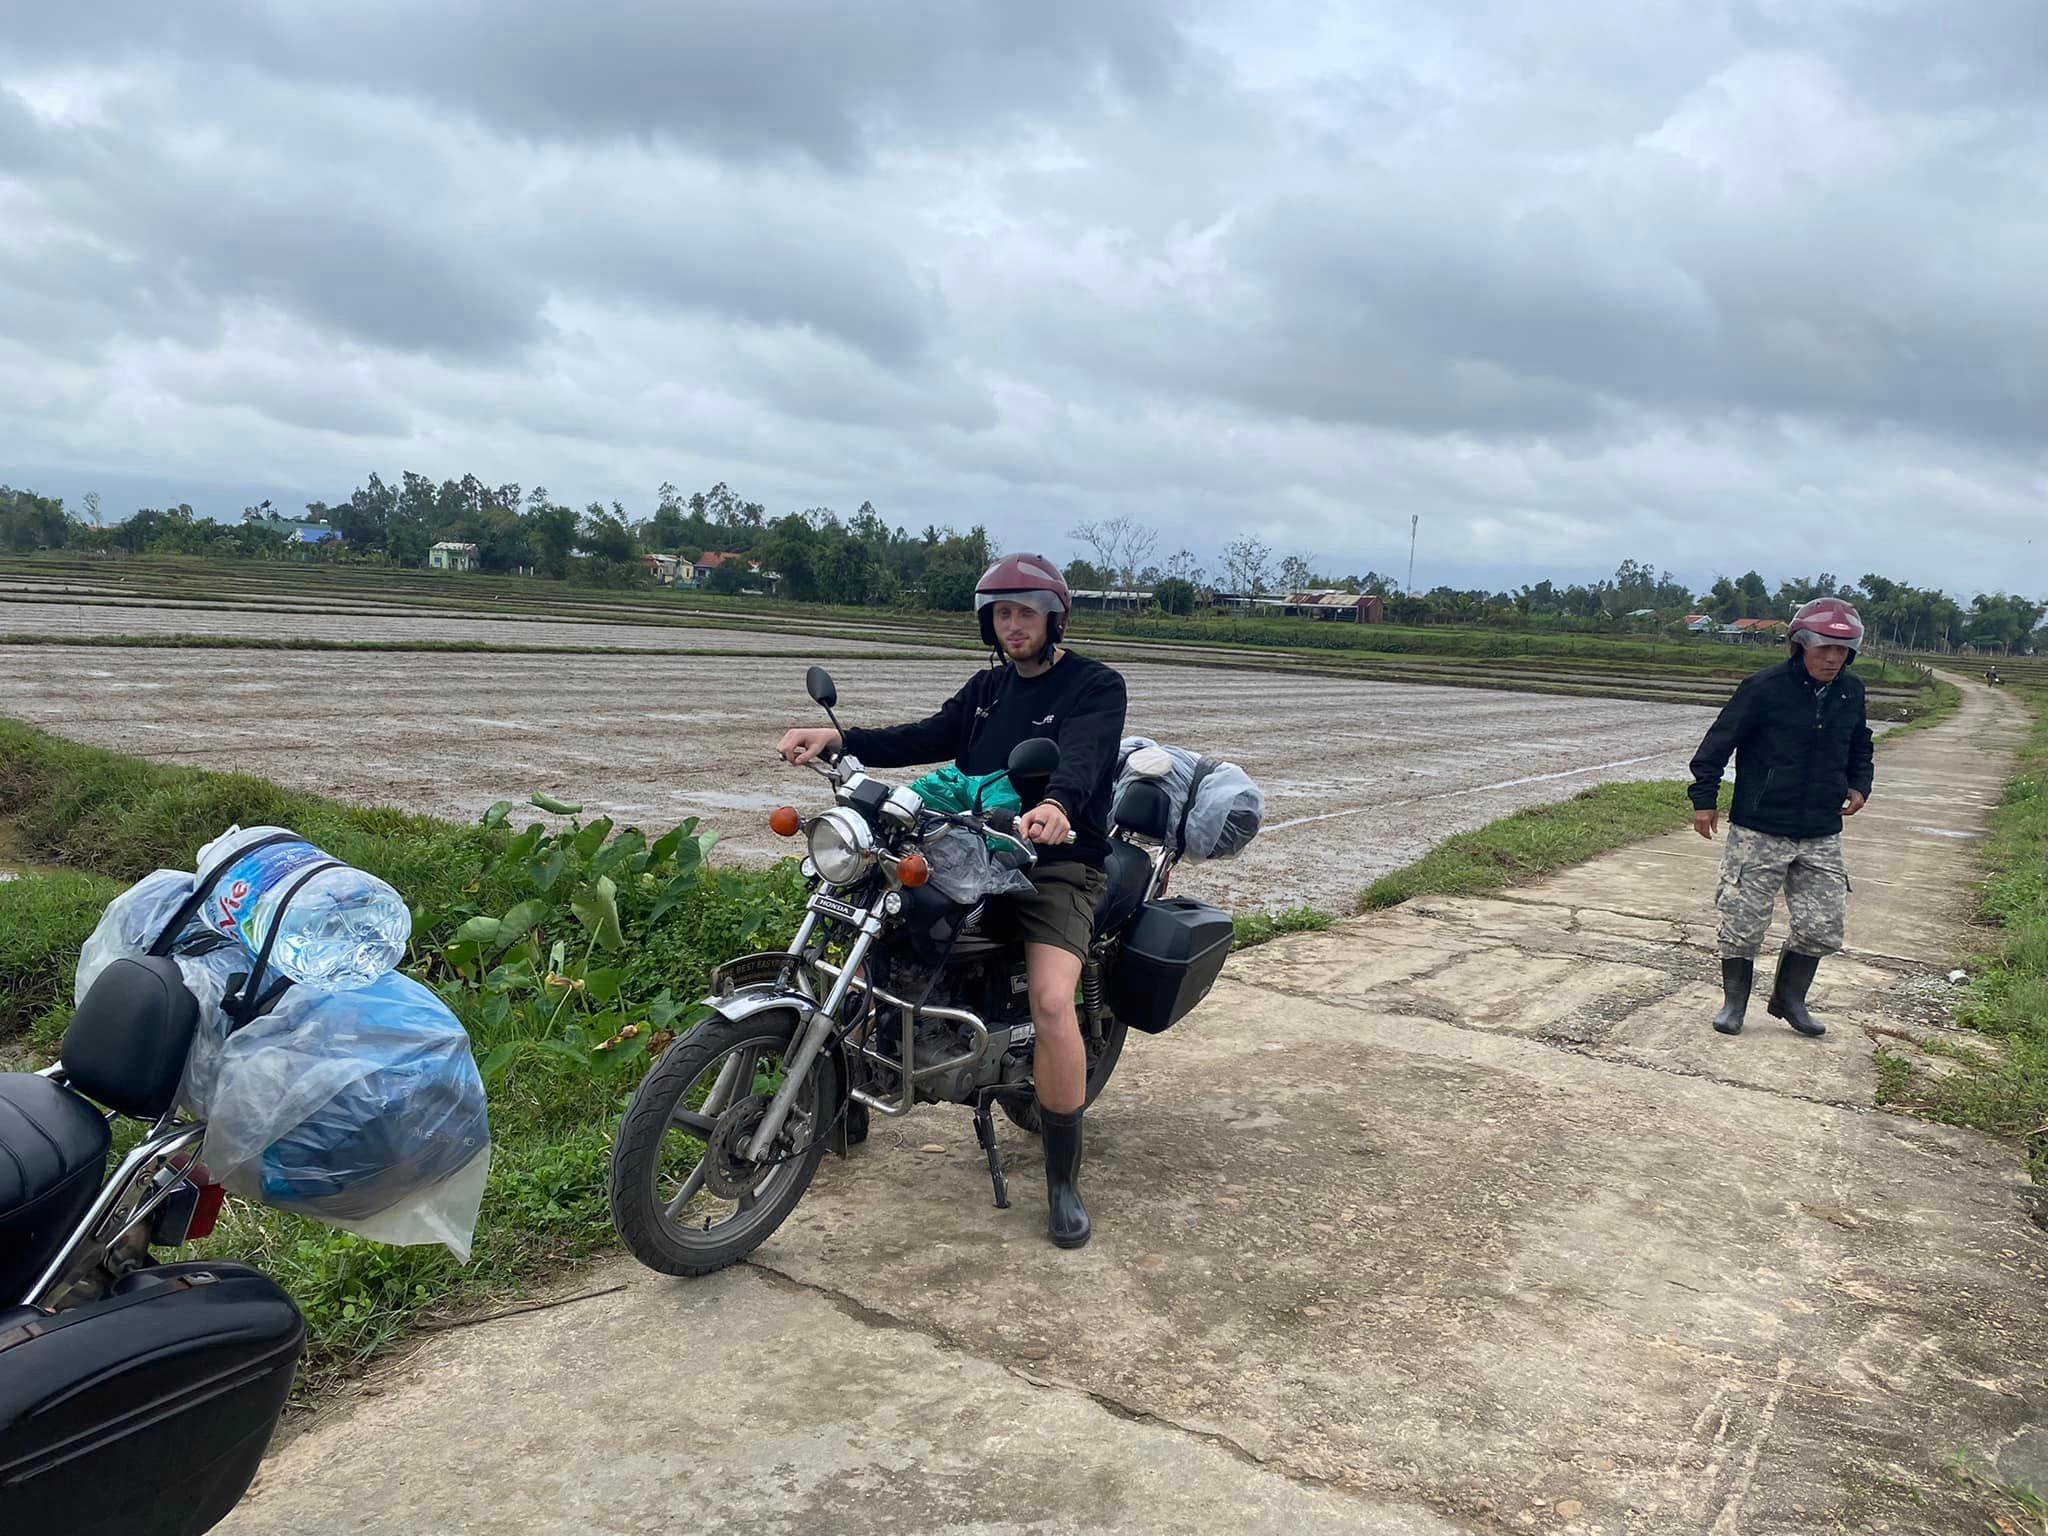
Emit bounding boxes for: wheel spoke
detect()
[663,1162,708,1219]
[668,1108,718,1136]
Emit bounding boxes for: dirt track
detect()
[0,641,1717,911]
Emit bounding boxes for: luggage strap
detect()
[223,859,343,1028]
[147,832,301,957]
[1174,758,1221,858]
[146,832,340,1029]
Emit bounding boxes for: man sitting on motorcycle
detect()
[776,554,1128,1250]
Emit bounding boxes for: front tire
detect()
[609,1009,837,1277]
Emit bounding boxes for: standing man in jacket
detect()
[1689,598,1876,1038]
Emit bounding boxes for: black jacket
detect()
[840,651,1129,868]
[1689,654,1875,840]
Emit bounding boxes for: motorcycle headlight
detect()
[807,808,876,886]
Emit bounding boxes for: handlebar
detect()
[982,807,1078,845]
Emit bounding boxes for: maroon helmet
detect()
[1789,597,1865,655]
[974,553,1071,652]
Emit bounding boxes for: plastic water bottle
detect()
[192,826,411,989]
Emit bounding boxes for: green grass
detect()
[1232,906,1335,948]
[1875,688,2048,1163]
[0,867,123,1039]
[1358,780,1719,910]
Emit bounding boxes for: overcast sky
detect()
[3,2,2043,597]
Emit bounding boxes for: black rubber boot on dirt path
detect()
[1713,957,1754,1036]
[1767,950,1826,1037]
[1040,1106,1091,1250]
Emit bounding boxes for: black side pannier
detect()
[1108,898,1234,1034]
[0,1262,305,1536]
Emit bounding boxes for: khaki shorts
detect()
[980,862,1107,961]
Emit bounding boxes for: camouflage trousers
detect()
[1715,825,1849,959]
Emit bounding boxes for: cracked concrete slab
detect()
[220,678,2045,1535]
[221,1259,1467,1536]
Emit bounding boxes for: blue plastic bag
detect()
[196,971,492,1260]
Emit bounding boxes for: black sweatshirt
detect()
[840,651,1129,868]
[1688,654,1876,840]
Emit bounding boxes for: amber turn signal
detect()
[769,806,801,837]
[896,853,930,888]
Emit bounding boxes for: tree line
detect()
[4,480,2042,652]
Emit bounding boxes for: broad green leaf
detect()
[583,966,627,1004]
[497,899,547,938]
[481,800,514,829]
[548,939,568,971]
[606,1032,653,1069]
[571,816,615,860]
[697,830,721,858]
[478,992,512,1028]
[500,825,545,865]
[530,847,567,892]
[537,1039,588,1064]
[531,791,583,815]
[484,956,536,993]
[453,915,503,946]
[648,825,687,866]
[648,989,680,1029]
[570,875,625,951]
[479,1041,522,1083]
[646,871,699,929]
[591,828,645,877]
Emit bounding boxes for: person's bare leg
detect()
[1027,942,1090,1248]
[1027,943,1085,1113]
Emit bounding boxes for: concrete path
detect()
[222,681,2045,1536]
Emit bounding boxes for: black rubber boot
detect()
[1712,957,1754,1035]
[1040,1105,1091,1250]
[1767,950,1826,1037]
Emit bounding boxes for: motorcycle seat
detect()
[1092,841,1152,937]
[0,1074,112,1302]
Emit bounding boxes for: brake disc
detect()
[702,1093,776,1200]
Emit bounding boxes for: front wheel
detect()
[609,1009,837,1277]
[1002,1014,1128,1134]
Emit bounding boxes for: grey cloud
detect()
[537,190,941,367]
[4,1,1188,168]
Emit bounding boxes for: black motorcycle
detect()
[608,664,1234,1275]
[0,958,305,1536]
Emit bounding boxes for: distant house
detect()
[1684,614,1714,633]
[259,515,341,547]
[1281,590,1386,623]
[686,551,777,590]
[689,551,745,585]
[1069,588,1154,612]
[1730,618,1788,637]
[643,552,682,586]
[428,541,479,573]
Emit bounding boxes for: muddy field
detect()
[0,600,971,654]
[0,641,1720,912]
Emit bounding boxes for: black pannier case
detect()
[1109,897,1234,1034]
[0,1262,305,1536]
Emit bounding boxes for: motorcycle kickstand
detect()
[972,1098,1009,1210]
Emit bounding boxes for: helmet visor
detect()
[974,588,1065,618]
